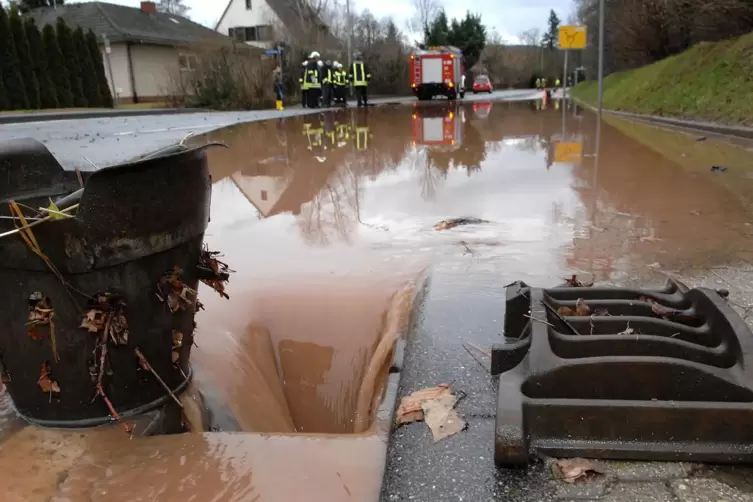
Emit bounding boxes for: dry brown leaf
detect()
[552,458,606,483]
[80,293,129,345]
[557,306,576,316]
[171,350,180,364]
[396,384,452,425]
[562,274,593,287]
[575,298,591,316]
[198,248,232,299]
[157,267,197,313]
[421,394,466,442]
[38,362,60,393]
[27,294,54,341]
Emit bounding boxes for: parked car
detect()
[472,75,493,94]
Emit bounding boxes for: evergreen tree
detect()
[25,18,57,108]
[9,4,40,108]
[541,9,561,50]
[86,29,113,107]
[18,0,64,14]
[424,10,450,46]
[55,18,86,106]
[72,27,100,107]
[43,23,72,107]
[0,5,28,109]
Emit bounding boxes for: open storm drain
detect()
[492,279,753,466]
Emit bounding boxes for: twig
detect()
[0,203,79,239]
[75,168,84,187]
[134,348,183,408]
[49,313,59,363]
[524,313,555,327]
[462,343,491,374]
[466,342,492,358]
[541,300,582,336]
[83,156,99,170]
[37,206,74,219]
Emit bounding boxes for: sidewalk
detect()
[0,107,204,125]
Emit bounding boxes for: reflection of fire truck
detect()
[411,104,464,151]
[410,46,465,101]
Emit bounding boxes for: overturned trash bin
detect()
[492,279,753,466]
[0,138,217,428]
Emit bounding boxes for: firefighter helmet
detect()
[309,51,321,59]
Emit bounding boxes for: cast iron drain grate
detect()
[492,279,753,466]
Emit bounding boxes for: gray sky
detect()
[72,0,574,43]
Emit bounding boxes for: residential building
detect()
[31,1,233,104]
[215,0,340,52]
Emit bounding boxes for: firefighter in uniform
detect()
[322,60,334,108]
[305,52,322,108]
[299,60,308,108]
[333,62,347,106]
[349,52,371,107]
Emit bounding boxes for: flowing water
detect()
[2,99,753,501]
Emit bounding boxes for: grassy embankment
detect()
[572,31,753,126]
[0,102,168,115]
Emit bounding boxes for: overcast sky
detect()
[73,0,574,43]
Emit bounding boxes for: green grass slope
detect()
[572,31,753,126]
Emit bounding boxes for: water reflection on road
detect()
[3,98,753,502]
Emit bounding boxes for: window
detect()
[244,26,257,41]
[245,0,251,9]
[228,25,273,42]
[178,53,198,72]
[260,190,268,201]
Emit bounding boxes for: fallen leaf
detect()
[552,458,606,483]
[558,306,576,316]
[80,293,129,345]
[171,350,180,364]
[421,394,466,442]
[38,362,60,393]
[575,298,591,316]
[562,274,594,287]
[157,267,197,313]
[198,248,233,299]
[617,327,634,335]
[47,199,66,220]
[395,384,452,425]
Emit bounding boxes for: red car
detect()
[472,75,493,94]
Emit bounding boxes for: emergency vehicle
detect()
[410,46,465,101]
[411,104,464,151]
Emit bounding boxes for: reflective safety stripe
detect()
[352,62,367,86]
[306,69,321,88]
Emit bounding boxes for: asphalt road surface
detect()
[0,90,541,171]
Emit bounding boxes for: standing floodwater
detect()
[2,100,753,501]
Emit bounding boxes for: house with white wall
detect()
[31,1,234,104]
[215,0,340,52]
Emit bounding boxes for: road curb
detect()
[0,107,205,125]
[574,100,753,140]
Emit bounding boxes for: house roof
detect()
[215,0,341,50]
[29,2,230,46]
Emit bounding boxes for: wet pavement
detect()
[3,98,753,501]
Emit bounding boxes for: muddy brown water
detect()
[2,100,753,501]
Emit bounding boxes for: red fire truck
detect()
[411,104,464,151]
[410,46,465,101]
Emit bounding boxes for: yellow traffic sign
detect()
[555,142,583,162]
[559,26,587,50]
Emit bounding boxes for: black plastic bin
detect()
[0,138,213,427]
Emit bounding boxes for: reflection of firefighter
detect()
[353,109,371,150]
[323,111,336,149]
[335,110,351,148]
[303,115,326,161]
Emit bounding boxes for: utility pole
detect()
[346,0,352,97]
[597,0,605,114]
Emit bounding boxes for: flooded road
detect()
[2,99,753,501]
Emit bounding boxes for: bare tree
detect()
[407,0,440,40]
[518,28,542,47]
[156,0,190,17]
